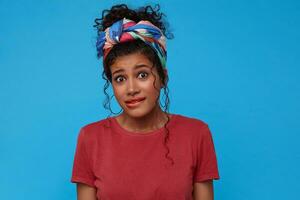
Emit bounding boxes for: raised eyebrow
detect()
[112,69,124,76]
[134,64,150,70]
[112,64,150,75]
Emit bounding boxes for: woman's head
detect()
[109,51,166,118]
[94,4,173,117]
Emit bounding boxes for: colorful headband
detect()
[96,18,167,68]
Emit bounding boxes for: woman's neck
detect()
[116,106,170,133]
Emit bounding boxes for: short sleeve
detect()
[70,128,96,187]
[193,124,220,182]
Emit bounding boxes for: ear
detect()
[163,68,168,77]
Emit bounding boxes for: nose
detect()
[127,77,140,96]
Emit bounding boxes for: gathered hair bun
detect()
[93,4,173,39]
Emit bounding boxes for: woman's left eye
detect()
[138,72,148,79]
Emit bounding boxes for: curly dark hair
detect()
[93,4,174,166]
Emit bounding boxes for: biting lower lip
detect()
[125,98,145,107]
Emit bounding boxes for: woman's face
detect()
[110,52,165,118]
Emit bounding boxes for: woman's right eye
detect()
[114,76,125,82]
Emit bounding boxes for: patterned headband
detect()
[96,18,167,68]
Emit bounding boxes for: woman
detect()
[71,4,220,200]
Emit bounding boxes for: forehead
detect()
[110,53,153,73]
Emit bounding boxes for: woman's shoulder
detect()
[78,117,112,138]
[82,117,109,128]
[173,113,212,139]
[173,113,209,128]
[174,114,211,142]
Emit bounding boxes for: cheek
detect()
[112,86,125,101]
[141,81,161,98]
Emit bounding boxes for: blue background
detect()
[1,0,299,199]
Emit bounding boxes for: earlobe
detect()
[163,68,168,87]
[163,68,168,77]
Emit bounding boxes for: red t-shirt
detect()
[71,114,220,199]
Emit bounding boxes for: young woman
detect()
[71,4,220,200]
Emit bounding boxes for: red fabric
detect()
[71,114,220,199]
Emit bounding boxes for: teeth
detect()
[129,99,142,103]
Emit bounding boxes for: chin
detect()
[122,106,156,119]
[121,101,159,119]
[125,109,149,118]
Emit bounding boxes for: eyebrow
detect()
[112,64,150,75]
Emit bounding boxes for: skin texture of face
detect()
[110,52,168,131]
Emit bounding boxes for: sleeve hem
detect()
[71,176,96,188]
[194,173,220,183]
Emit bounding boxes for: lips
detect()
[125,97,146,104]
[125,97,146,108]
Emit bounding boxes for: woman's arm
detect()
[77,183,97,200]
[193,180,214,200]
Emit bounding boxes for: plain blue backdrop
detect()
[1,0,299,199]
